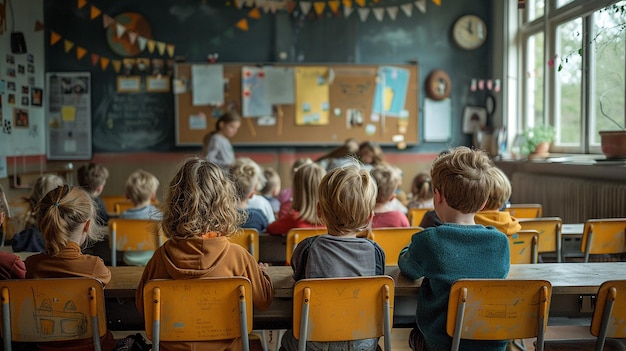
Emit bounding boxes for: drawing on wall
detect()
[295,66,330,125]
[372,66,409,117]
[31,87,43,107]
[242,66,272,117]
[14,108,28,127]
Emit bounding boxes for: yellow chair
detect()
[293,276,394,351]
[408,208,433,226]
[108,218,164,267]
[228,228,260,261]
[447,279,552,351]
[504,203,543,218]
[371,226,423,265]
[581,218,626,263]
[100,195,129,216]
[508,230,539,264]
[143,277,253,351]
[0,277,108,351]
[113,199,161,216]
[519,217,563,262]
[285,227,327,265]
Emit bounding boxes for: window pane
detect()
[556,0,575,7]
[528,0,544,22]
[556,18,583,146]
[591,2,626,145]
[525,32,544,128]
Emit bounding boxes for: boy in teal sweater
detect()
[398,146,511,351]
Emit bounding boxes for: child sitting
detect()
[233,157,276,223]
[399,146,510,351]
[371,164,410,228]
[408,172,435,209]
[474,167,521,235]
[77,162,110,225]
[280,164,385,351]
[277,157,313,218]
[260,167,281,215]
[230,161,269,233]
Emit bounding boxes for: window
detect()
[525,32,545,129]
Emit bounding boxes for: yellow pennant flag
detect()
[157,41,166,55]
[50,31,62,46]
[77,0,87,9]
[342,0,353,8]
[432,0,441,5]
[112,60,122,73]
[166,44,175,58]
[64,39,74,53]
[90,5,101,19]
[100,57,110,71]
[236,18,249,31]
[248,8,261,19]
[76,46,87,60]
[328,1,340,13]
[355,0,365,7]
[313,2,326,15]
[147,40,156,53]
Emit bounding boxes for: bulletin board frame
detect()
[174,63,419,146]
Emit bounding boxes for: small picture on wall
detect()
[7,68,15,77]
[31,87,42,107]
[27,53,34,64]
[17,65,24,75]
[8,94,15,105]
[27,64,34,74]
[22,86,29,94]
[6,54,14,64]
[14,108,29,127]
[7,82,15,91]
[21,96,29,106]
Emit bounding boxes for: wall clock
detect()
[452,15,487,50]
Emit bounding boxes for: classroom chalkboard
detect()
[175,63,419,146]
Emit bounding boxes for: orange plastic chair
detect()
[371,226,423,265]
[519,217,563,262]
[447,279,552,351]
[580,218,626,263]
[293,276,395,351]
[229,228,260,261]
[285,227,327,265]
[108,218,164,266]
[508,230,539,264]
[408,208,433,226]
[100,195,129,216]
[143,277,253,351]
[504,204,543,218]
[0,277,108,351]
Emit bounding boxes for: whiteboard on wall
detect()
[45,72,92,160]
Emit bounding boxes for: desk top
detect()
[106,262,626,298]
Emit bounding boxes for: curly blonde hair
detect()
[230,158,263,202]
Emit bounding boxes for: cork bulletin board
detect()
[175,63,419,146]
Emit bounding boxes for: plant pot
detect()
[528,141,550,160]
[600,131,626,159]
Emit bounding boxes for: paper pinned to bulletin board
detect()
[242,66,272,117]
[295,66,330,125]
[372,66,410,117]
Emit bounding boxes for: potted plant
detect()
[520,125,556,159]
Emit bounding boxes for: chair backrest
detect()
[447,279,552,351]
[285,227,327,265]
[581,218,626,262]
[113,199,161,216]
[100,195,129,215]
[0,278,107,351]
[505,204,543,218]
[143,277,253,351]
[508,230,539,264]
[228,228,260,261]
[293,276,394,351]
[371,227,423,265]
[590,280,626,349]
[408,208,433,226]
[519,217,563,262]
[108,218,163,267]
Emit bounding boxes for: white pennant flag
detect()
[400,3,413,17]
[137,36,148,51]
[300,1,312,14]
[116,23,126,38]
[343,6,354,18]
[357,8,370,22]
[415,0,426,14]
[386,6,399,20]
[373,8,385,21]
[234,0,245,9]
[245,0,256,6]
[127,31,138,44]
[262,2,271,13]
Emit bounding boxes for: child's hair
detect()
[77,163,109,193]
[292,157,313,174]
[292,163,326,224]
[230,158,264,202]
[318,164,377,236]
[371,164,400,204]
[260,167,281,197]
[483,167,512,211]
[430,146,494,214]
[35,185,105,255]
[23,174,65,229]
[315,138,359,162]
[216,111,241,132]
[125,169,160,205]
[358,141,385,165]
[161,157,243,239]
[411,172,434,202]
[0,184,9,219]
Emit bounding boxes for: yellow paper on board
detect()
[383,87,394,111]
[61,106,76,122]
[295,67,330,125]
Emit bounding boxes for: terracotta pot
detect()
[600,131,626,159]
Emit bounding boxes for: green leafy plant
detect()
[521,125,556,155]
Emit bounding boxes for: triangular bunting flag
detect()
[355,0,365,7]
[261,3,271,14]
[342,0,352,8]
[76,46,87,60]
[128,31,138,45]
[313,2,326,15]
[287,1,297,13]
[401,3,413,17]
[90,5,101,19]
[386,6,398,20]
[357,8,370,21]
[100,57,110,71]
[77,0,87,9]
[431,0,440,6]
[236,18,249,31]
[157,41,166,55]
[224,28,235,38]
[372,7,385,21]
[91,53,99,66]
[416,0,427,13]
[299,2,312,15]
[112,60,122,73]
[234,0,245,9]
[64,39,74,53]
[248,7,261,19]
[116,23,126,38]
[50,31,62,45]
[245,0,255,6]
[137,36,148,51]
[167,44,175,58]
[328,1,340,13]
[34,20,45,32]
[147,40,156,53]
[102,14,114,28]
[270,3,278,14]
[343,6,354,17]
[210,37,221,46]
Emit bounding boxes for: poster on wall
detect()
[45,72,92,160]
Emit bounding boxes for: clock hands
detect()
[467,19,473,35]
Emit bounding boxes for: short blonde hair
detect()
[292,163,326,224]
[162,158,243,240]
[318,164,377,236]
[125,169,159,205]
[260,167,281,197]
[371,164,400,204]
[483,167,511,210]
[430,146,494,214]
[77,163,109,193]
[230,158,262,201]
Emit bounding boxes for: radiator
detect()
[511,172,626,223]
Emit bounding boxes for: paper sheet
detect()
[423,98,451,142]
[192,65,224,106]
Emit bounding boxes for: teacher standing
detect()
[202,111,242,168]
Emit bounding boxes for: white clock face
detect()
[453,15,487,50]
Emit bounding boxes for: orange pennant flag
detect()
[76,46,87,60]
[248,8,261,19]
[147,40,156,53]
[112,60,122,73]
[64,39,74,53]
[166,44,175,58]
[432,0,441,5]
[313,2,326,15]
[50,31,62,46]
[342,0,353,7]
[91,53,99,66]
[102,14,114,29]
[328,1,340,13]
[90,5,101,20]
[77,0,87,9]
[100,57,110,71]
[34,20,45,32]
[355,0,365,6]
[236,18,249,31]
